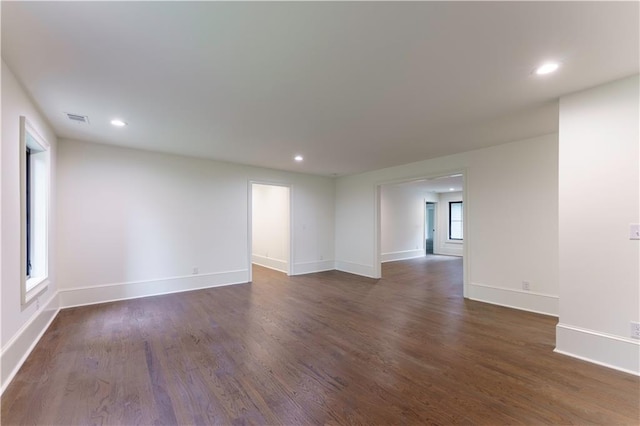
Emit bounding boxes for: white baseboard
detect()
[468,282,559,316]
[251,254,288,273]
[59,269,249,309]
[434,251,463,257]
[1,292,60,395]
[335,261,377,278]
[291,260,335,275]
[555,323,640,376]
[381,249,425,263]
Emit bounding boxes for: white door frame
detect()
[247,180,294,282]
[424,200,437,255]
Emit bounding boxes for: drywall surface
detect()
[1,60,59,392]
[56,139,334,303]
[252,183,290,273]
[557,75,639,373]
[1,60,58,347]
[380,183,425,262]
[336,133,559,315]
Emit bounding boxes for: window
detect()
[449,201,463,240]
[26,147,32,276]
[21,116,50,304]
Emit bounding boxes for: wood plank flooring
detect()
[2,256,639,425]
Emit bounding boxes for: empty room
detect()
[1,2,639,425]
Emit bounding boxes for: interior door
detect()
[425,202,435,254]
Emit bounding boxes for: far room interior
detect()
[250,182,291,278]
[379,173,465,293]
[1,1,638,424]
[380,174,465,262]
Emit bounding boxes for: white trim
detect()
[20,116,51,306]
[1,292,60,395]
[445,239,463,245]
[374,184,382,278]
[58,269,249,308]
[291,260,335,275]
[433,249,463,257]
[555,323,640,376]
[381,249,425,263]
[335,261,377,278]
[247,181,253,281]
[24,277,49,303]
[468,282,559,316]
[461,171,469,298]
[251,254,288,273]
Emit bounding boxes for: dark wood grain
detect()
[2,256,638,425]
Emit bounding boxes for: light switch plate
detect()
[630,224,640,240]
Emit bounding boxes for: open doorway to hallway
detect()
[249,183,291,281]
[425,202,436,254]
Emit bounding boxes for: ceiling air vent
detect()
[65,112,90,124]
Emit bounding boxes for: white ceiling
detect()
[2,2,638,176]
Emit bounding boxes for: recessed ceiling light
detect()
[535,62,560,75]
[449,188,455,191]
[294,155,304,162]
[110,119,127,127]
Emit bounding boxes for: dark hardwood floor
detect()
[2,256,639,425]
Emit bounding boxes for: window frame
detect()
[448,201,463,241]
[26,146,32,278]
[20,116,50,305]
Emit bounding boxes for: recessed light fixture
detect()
[535,62,560,75]
[110,119,127,127]
[449,188,455,191]
[294,155,304,162]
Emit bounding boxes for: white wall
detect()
[424,193,439,203]
[1,60,59,392]
[252,183,290,273]
[435,191,464,257]
[557,75,640,374]
[335,133,559,316]
[380,183,425,262]
[380,182,463,262]
[56,139,335,307]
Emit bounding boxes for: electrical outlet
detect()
[631,322,640,340]
[630,224,640,240]
[192,267,199,275]
[522,281,531,291]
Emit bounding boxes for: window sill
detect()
[24,276,49,305]
[446,240,464,245]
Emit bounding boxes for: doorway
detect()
[375,172,467,296]
[249,183,292,280]
[425,202,436,254]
